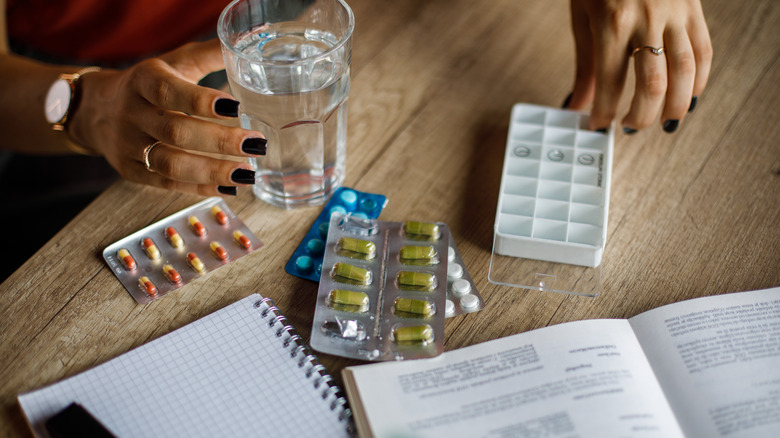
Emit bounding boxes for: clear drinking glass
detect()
[218,0,354,208]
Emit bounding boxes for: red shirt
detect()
[7,0,228,64]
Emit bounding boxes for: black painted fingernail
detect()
[663,119,679,133]
[561,92,573,109]
[214,98,240,117]
[231,168,256,184]
[595,128,608,134]
[217,185,237,196]
[241,137,267,155]
[623,127,638,135]
[688,96,698,113]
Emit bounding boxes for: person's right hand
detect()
[68,39,266,196]
[566,0,713,134]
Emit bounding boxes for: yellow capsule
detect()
[210,241,229,261]
[187,252,206,273]
[189,215,207,236]
[394,298,433,316]
[211,205,229,225]
[117,248,136,270]
[328,289,369,313]
[162,264,181,283]
[165,227,184,248]
[338,237,376,259]
[403,221,440,239]
[393,325,434,344]
[397,271,436,290]
[233,230,252,250]
[332,262,371,285]
[138,276,157,296]
[142,238,160,260]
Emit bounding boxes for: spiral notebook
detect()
[17,294,353,437]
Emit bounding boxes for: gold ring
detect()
[143,141,162,172]
[632,46,665,56]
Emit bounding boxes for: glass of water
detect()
[218,0,354,208]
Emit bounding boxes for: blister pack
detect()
[310,215,450,361]
[285,187,388,282]
[445,239,484,316]
[103,197,263,304]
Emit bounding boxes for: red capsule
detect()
[210,241,229,261]
[187,252,206,273]
[211,205,229,225]
[233,230,252,250]
[117,248,136,270]
[189,216,207,236]
[165,227,184,248]
[142,238,160,259]
[138,276,157,296]
[162,264,181,283]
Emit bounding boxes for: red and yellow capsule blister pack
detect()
[103,197,263,304]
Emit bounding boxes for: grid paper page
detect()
[18,294,349,437]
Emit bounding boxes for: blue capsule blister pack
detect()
[285,187,388,281]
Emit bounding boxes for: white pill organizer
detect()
[489,103,614,297]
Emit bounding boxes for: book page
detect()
[629,287,780,438]
[343,319,684,438]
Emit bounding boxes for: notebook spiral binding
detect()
[254,297,355,433]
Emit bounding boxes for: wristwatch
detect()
[44,67,102,154]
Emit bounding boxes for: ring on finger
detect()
[143,140,162,172]
[632,46,665,56]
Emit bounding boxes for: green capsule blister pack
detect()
[310,215,450,361]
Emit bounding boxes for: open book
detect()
[342,287,780,438]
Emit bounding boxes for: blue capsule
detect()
[329,205,347,218]
[338,189,358,210]
[318,222,330,239]
[359,198,378,214]
[307,238,325,256]
[295,255,314,273]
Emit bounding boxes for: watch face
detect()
[45,78,72,124]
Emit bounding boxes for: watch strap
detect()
[55,67,103,155]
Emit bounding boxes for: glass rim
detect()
[217,0,355,66]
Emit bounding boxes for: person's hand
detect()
[565,0,713,133]
[68,39,265,196]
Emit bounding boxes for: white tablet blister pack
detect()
[489,103,614,297]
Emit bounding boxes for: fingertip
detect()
[662,119,680,133]
[217,185,238,196]
[561,92,573,109]
[688,96,698,113]
[214,98,240,117]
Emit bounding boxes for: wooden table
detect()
[2,0,778,435]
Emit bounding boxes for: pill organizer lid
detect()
[488,234,602,297]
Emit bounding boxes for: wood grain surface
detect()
[1,0,778,436]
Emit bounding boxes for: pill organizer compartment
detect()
[489,103,613,297]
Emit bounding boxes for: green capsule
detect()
[400,245,436,260]
[332,262,372,285]
[403,221,440,239]
[338,237,376,259]
[394,298,432,316]
[397,271,436,290]
[393,325,434,344]
[328,289,369,313]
